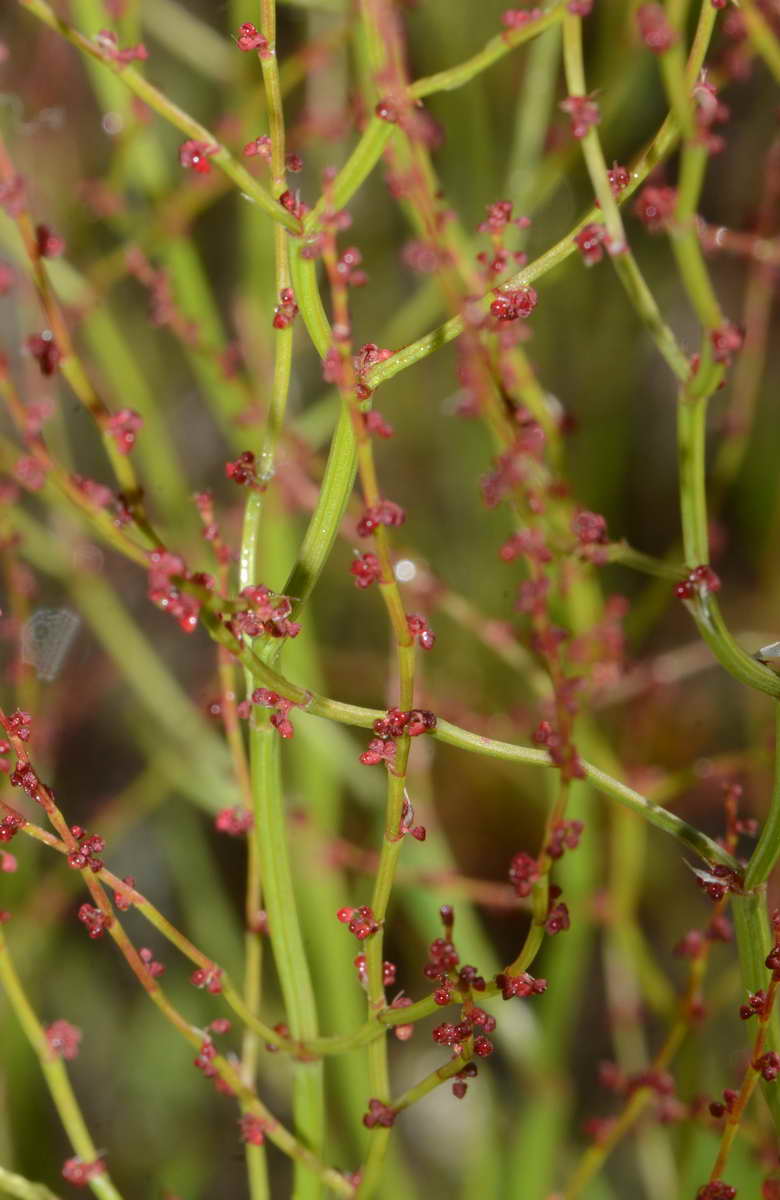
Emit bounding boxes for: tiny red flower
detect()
[27,331,62,376]
[239,1114,268,1145]
[62,1157,106,1187]
[215,807,253,836]
[351,552,382,589]
[560,94,600,139]
[179,140,216,174]
[35,223,65,258]
[363,1098,396,1127]
[574,223,607,266]
[236,22,270,56]
[637,4,678,53]
[490,287,538,322]
[502,8,542,29]
[634,185,677,232]
[244,135,272,160]
[46,1019,82,1060]
[107,408,142,454]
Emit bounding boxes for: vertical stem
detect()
[745,704,780,890]
[235,4,325,1192]
[240,738,268,1200]
[730,894,780,1128]
[248,722,325,1199]
[677,393,709,567]
[561,11,625,252]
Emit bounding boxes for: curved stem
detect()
[365,1,720,394]
[0,1165,61,1200]
[197,611,743,867]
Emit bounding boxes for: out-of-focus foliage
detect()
[0,1,779,1197]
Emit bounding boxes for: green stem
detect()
[107,905,352,1197]
[249,723,325,1198]
[280,408,357,614]
[408,4,565,99]
[235,4,322,1181]
[362,1052,473,1191]
[731,892,780,1128]
[659,4,694,140]
[605,541,686,580]
[688,599,780,700]
[611,252,690,382]
[739,0,780,84]
[197,614,743,867]
[672,147,723,331]
[393,1054,470,1112]
[365,1,719,394]
[303,118,395,233]
[0,1165,62,1200]
[562,10,692,381]
[17,0,298,233]
[677,392,710,567]
[561,11,625,252]
[745,703,780,889]
[0,928,125,1200]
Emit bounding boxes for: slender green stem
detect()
[197,611,744,866]
[362,1051,470,1190]
[677,392,710,567]
[408,4,565,99]
[562,11,692,380]
[672,146,723,332]
[17,0,298,233]
[561,11,625,252]
[660,9,724,401]
[0,1165,61,1200]
[687,599,780,701]
[731,893,780,1128]
[0,806,384,1057]
[605,541,686,580]
[745,704,780,890]
[105,914,353,1197]
[289,251,333,355]
[610,252,690,382]
[659,4,694,140]
[655,4,780,1149]
[0,140,153,531]
[365,1,719,393]
[14,750,349,1195]
[0,927,125,1200]
[279,251,360,622]
[235,6,326,1184]
[391,1054,469,1112]
[739,0,780,83]
[303,118,395,233]
[279,407,357,614]
[249,722,325,1197]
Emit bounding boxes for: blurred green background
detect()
[0,1,779,1197]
